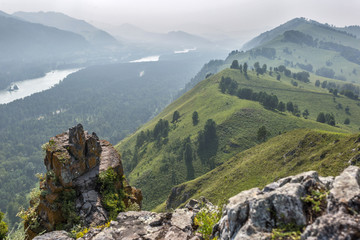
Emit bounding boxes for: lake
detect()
[0,68,81,104]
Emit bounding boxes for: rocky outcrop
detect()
[33,198,214,240]
[213,166,360,240]
[25,124,142,239]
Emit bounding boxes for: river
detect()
[0,68,81,104]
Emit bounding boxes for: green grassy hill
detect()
[160,129,360,211]
[116,67,360,210]
[228,18,360,84]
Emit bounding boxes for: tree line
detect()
[315,80,359,100]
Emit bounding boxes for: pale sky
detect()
[0,0,359,34]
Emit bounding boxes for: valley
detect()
[0,2,359,239]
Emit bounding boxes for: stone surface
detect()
[33,198,212,240]
[79,208,199,240]
[301,212,360,240]
[213,166,360,240]
[34,231,72,240]
[26,124,142,239]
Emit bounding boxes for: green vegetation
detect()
[194,206,221,240]
[70,221,110,239]
[271,222,303,240]
[98,168,126,220]
[117,66,360,211]
[227,18,360,84]
[192,111,199,126]
[0,211,8,240]
[172,111,181,123]
[17,187,41,232]
[302,189,328,213]
[316,112,335,126]
[257,126,268,142]
[157,129,360,211]
[57,190,80,230]
[302,186,328,223]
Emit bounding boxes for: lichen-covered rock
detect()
[213,166,360,240]
[25,124,142,239]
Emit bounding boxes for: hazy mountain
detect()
[338,25,360,38]
[242,18,360,51]
[0,11,91,90]
[105,23,213,51]
[224,18,360,84]
[0,10,12,18]
[13,11,118,46]
[0,13,88,60]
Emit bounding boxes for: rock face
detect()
[25,124,142,239]
[213,166,360,240]
[33,198,213,240]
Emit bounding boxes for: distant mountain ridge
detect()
[0,11,90,60]
[105,23,213,51]
[13,11,118,46]
[242,17,358,50]
[0,11,91,89]
[338,25,360,38]
[223,17,360,84]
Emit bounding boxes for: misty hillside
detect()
[13,11,119,46]
[223,18,360,84]
[0,13,88,60]
[0,11,90,90]
[338,25,360,38]
[242,18,359,51]
[181,18,360,95]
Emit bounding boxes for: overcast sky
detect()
[1,0,359,34]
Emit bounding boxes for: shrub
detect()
[271,222,303,240]
[98,168,126,220]
[194,206,221,240]
[0,211,8,240]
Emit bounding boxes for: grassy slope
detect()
[157,129,360,211]
[116,68,360,210]
[227,21,360,84]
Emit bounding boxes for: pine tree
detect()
[192,111,199,126]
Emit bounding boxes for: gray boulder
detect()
[213,166,360,240]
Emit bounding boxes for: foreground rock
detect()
[33,198,214,240]
[213,166,360,240]
[23,124,142,239]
